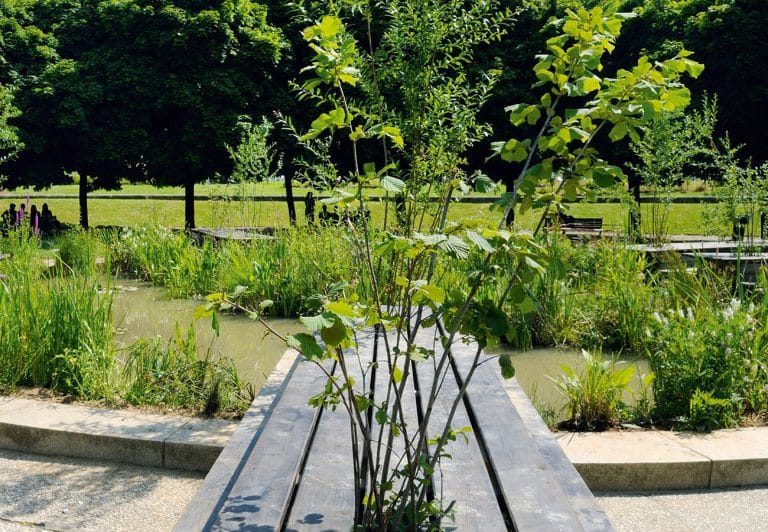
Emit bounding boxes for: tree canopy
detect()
[2,0,284,227]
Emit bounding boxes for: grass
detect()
[0,183,734,235]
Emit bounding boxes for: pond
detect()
[111,281,304,391]
[503,348,650,414]
[111,282,650,415]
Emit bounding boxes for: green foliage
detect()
[551,349,635,431]
[0,266,115,398]
[122,323,251,416]
[618,0,768,162]
[686,389,736,433]
[203,3,704,528]
[493,2,702,237]
[645,300,752,421]
[592,244,651,351]
[227,116,283,183]
[2,0,285,227]
[216,227,359,316]
[111,225,219,298]
[627,96,721,243]
[53,228,107,275]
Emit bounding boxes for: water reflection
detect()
[499,348,650,414]
[111,281,303,391]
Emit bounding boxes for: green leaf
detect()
[608,121,628,142]
[473,173,497,193]
[328,107,346,127]
[518,296,535,315]
[318,15,341,38]
[287,333,324,360]
[193,303,215,320]
[417,284,446,305]
[354,394,371,412]
[392,366,403,384]
[326,301,356,317]
[466,231,495,253]
[505,103,527,126]
[438,235,469,259]
[211,311,220,337]
[379,125,404,148]
[380,174,406,193]
[665,87,691,110]
[375,407,388,425]
[320,317,347,347]
[301,312,336,332]
[499,354,515,379]
[509,284,526,304]
[499,138,528,163]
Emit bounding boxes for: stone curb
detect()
[555,427,768,491]
[0,395,237,472]
[500,383,768,492]
[1,372,766,489]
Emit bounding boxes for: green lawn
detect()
[0,183,733,236]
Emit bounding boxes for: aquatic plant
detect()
[551,349,634,431]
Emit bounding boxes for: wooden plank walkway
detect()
[176,327,613,531]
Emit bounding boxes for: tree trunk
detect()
[285,174,296,225]
[79,176,89,229]
[185,180,196,229]
[628,174,641,241]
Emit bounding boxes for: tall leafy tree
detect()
[617,0,768,162]
[6,0,284,227]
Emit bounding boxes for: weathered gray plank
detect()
[285,345,371,530]
[208,357,331,531]
[501,377,615,531]
[450,340,588,532]
[173,350,299,531]
[411,327,509,531]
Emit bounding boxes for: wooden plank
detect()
[205,356,331,531]
[285,337,377,530]
[449,340,588,531]
[501,378,615,532]
[411,327,508,531]
[173,350,299,530]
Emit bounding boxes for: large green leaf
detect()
[287,333,324,360]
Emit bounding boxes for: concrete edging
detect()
[0,395,237,472]
[0,361,766,490]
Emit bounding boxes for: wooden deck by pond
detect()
[176,327,613,531]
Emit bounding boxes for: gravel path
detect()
[0,449,203,531]
[596,486,768,531]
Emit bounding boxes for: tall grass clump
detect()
[590,243,653,352]
[216,226,360,316]
[122,322,252,416]
[0,267,115,398]
[111,224,220,298]
[51,228,109,275]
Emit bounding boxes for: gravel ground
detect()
[596,486,768,532]
[0,449,203,531]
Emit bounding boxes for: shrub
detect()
[645,300,752,421]
[0,269,115,397]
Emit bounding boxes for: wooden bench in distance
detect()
[176,328,613,531]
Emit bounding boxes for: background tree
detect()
[0,84,20,168]
[4,0,284,228]
[617,0,768,163]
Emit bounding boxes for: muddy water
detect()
[110,282,650,411]
[502,348,651,415]
[111,281,303,391]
